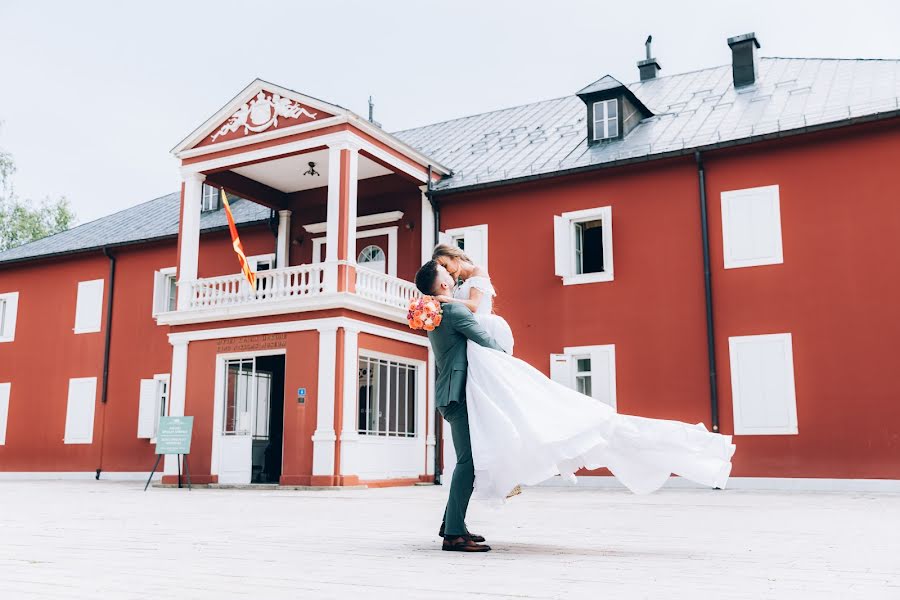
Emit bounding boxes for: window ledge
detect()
[0,336,14,344]
[562,272,614,286]
[73,327,102,335]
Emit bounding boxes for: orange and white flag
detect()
[220,188,256,288]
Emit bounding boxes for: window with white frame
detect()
[64,377,97,444]
[550,345,617,409]
[312,226,400,277]
[729,333,798,435]
[721,184,783,269]
[358,354,417,437]
[0,382,10,445]
[0,292,19,343]
[357,245,386,274]
[74,279,104,334]
[248,254,275,294]
[201,184,221,212]
[152,268,177,316]
[554,206,614,285]
[137,374,170,441]
[440,224,488,271]
[592,99,619,140]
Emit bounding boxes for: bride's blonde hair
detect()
[432,243,474,265]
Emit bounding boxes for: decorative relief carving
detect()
[211,92,317,141]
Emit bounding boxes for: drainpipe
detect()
[694,151,720,432]
[426,165,445,484]
[96,247,117,478]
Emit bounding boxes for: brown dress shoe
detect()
[442,536,491,552]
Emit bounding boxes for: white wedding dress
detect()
[453,275,736,502]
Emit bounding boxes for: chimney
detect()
[637,35,661,81]
[727,32,761,87]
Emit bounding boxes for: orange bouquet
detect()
[407,296,443,331]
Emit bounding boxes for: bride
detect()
[431,244,735,502]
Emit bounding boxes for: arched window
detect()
[357,245,386,274]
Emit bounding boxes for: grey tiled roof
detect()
[393,58,900,191]
[0,192,271,264]
[4,57,900,265]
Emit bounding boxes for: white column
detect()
[425,348,436,476]
[339,325,360,475]
[345,147,359,268]
[420,186,435,265]
[276,210,292,269]
[177,172,205,310]
[324,146,342,293]
[163,340,189,476]
[312,326,338,477]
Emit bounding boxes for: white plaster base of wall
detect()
[0,472,159,481]
[539,475,900,493]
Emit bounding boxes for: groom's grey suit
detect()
[428,302,505,538]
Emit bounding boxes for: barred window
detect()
[358,355,417,437]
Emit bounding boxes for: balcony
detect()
[158,261,420,326]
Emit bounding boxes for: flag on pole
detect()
[220,188,256,288]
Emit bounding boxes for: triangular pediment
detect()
[172,79,346,155]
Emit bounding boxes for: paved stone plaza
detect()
[1,480,898,599]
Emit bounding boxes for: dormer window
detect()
[576,75,654,147]
[592,99,619,141]
[201,184,221,212]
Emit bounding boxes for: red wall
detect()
[0,243,176,472]
[438,120,900,479]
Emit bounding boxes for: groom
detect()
[414,260,506,553]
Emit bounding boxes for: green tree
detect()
[0,146,76,252]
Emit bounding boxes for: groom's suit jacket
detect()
[428,302,505,409]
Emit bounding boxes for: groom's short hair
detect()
[415,260,440,295]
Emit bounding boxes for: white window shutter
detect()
[0,293,18,341]
[554,216,573,277]
[74,279,104,333]
[589,346,617,409]
[64,377,97,444]
[729,333,798,435]
[151,271,162,316]
[137,379,160,439]
[438,231,452,247]
[550,354,572,386]
[721,185,784,269]
[0,382,10,445]
[463,228,486,270]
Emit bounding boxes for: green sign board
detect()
[155,416,194,455]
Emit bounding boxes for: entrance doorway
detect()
[218,354,285,484]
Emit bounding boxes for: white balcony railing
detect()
[188,263,326,309]
[184,262,419,316]
[355,267,420,310]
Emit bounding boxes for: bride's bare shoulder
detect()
[472,266,490,278]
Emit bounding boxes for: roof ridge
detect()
[392,64,737,135]
[766,55,900,62]
[6,191,180,251]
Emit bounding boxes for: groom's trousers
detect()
[439,400,474,538]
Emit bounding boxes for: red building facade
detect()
[2,34,899,488]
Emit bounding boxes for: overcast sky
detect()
[2,0,899,223]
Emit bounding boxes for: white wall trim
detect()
[167,315,428,348]
[539,475,900,493]
[158,292,411,328]
[304,211,404,234]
